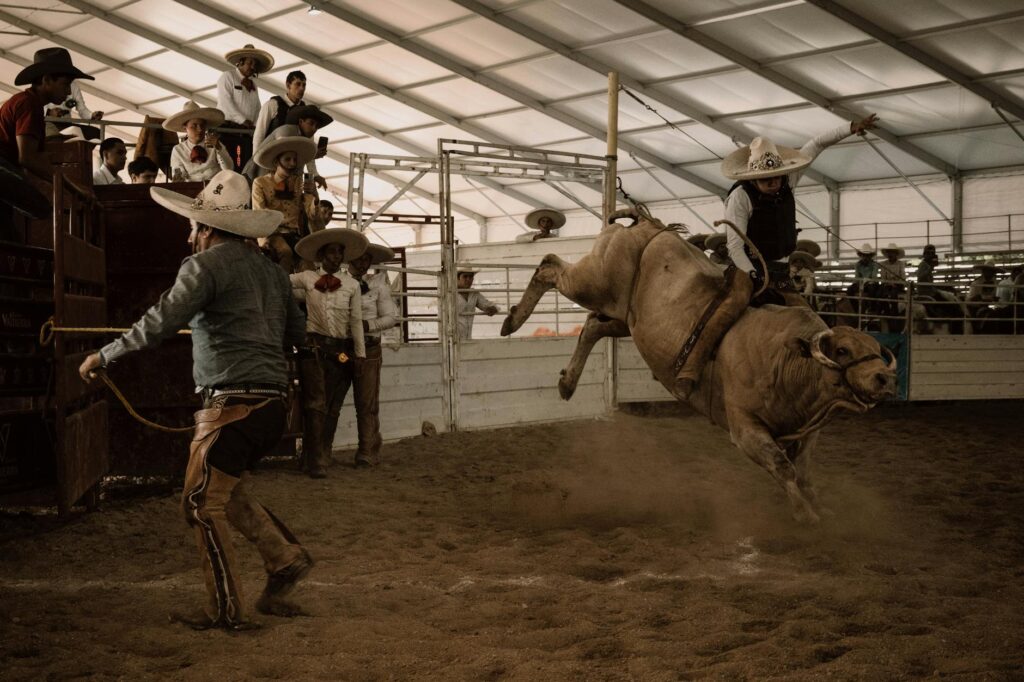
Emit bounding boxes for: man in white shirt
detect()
[347,243,399,467]
[252,71,306,156]
[217,44,273,171]
[290,228,369,478]
[515,207,564,243]
[721,113,878,305]
[164,101,234,182]
[92,137,125,185]
[46,80,103,141]
[456,269,499,340]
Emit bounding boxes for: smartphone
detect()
[317,136,328,153]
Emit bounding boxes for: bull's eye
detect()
[837,347,849,357]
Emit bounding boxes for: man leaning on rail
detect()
[78,170,314,631]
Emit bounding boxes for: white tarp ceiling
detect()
[2,0,1023,224]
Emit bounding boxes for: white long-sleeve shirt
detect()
[92,164,123,186]
[457,290,497,340]
[359,272,399,337]
[169,139,234,182]
[725,125,850,273]
[290,269,365,358]
[216,67,261,125]
[251,96,321,178]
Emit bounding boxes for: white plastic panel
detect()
[414,17,545,70]
[335,43,454,89]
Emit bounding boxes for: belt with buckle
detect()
[205,384,288,399]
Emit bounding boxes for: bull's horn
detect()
[882,346,897,371]
[810,330,841,370]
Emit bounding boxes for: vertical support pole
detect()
[904,282,914,399]
[603,72,619,224]
[345,153,358,230]
[829,187,841,260]
[356,154,367,230]
[437,142,459,433]
[475,215,487,244]
[952,175,964,253]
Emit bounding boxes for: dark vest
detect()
[728,179,796,263]
[267,96,298,137]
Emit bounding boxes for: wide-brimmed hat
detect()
[254,124,317,170]
[789,250,822,270]
[15,48,94,86]
[295,228,369,263]
[705,233,727,250]
[286,104,333,129]
[856,243,876,256]
[881,242,905,257]
[721,137,811,181]
[162,100,225,133]
[224,44,274,73]
[795,239,822,258]
[525,208,566,231]
[150,170,281,238]
[686,233,708,250]
[973,259,998,271]
[363,243,395,265]
[457,267,479,276]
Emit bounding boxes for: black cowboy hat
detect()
[286,104,333,129]
[15,48,94,86]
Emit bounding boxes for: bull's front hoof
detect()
[500,306,519,336]
[557,371,577,401]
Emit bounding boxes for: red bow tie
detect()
[190,145,208,164]
[241,77,255,93]
[314,273,342,293]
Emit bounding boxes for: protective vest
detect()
[267,96,298,137]
[729,179,796,262]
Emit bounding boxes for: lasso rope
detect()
[713,219,770,298]
[38,317,194,434]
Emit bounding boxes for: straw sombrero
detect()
[704,233,726,250]
[150,170,281,238]
[224,44,274,73]
[286,105,333,129]
[789,250,822,270]
[364,243,395,265]
[795,239,822,258]
[721,137,812,181]
[856,243,876,256]
[525,208,566,231]
[163,100,225,133]
[254,124,317,170]
[295,228,369,263]
[881,242,905,257]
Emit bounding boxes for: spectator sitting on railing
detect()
[45,81,102,141]
[1,48,94,241]
[127,156,159,184]
[879,243,906,286]
[165,101,234,183]
[92,137,126,186]
[456,268,500,341]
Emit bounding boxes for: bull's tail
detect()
[714,219,769,299]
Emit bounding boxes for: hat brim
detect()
[686,234,707,249]
[789,251,821,269]
[721,144,811,181]
[795,239,822,258]
[254,136,317,170]
[286,107,333,129]
[15,63,94,86]
[295,228,369,263]
[162,107,225,133]
[525,208,566,230]
[150,186,281,238]
[224,48,274,73]
[705,234,726,250]
[881,248,905,257]
[364,243,395,265]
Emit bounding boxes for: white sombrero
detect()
[150,170,281,238]
[254,124,317,170]
[224,44,274,73]
[881,242,905,257]
[163,100,225,133]
[721,137,812,181]
[295,228,369,263]
[973,259,998,271]
[856,243,876,256]
[704,233,726,250]
[525,208,566,230]
[364,243,395,265]
[789,250,822,270]
[795,239,822,258]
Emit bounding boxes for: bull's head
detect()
[789,326,897,405]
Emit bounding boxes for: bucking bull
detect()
[501,209,897,523]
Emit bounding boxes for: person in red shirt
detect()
[0,48,93,240]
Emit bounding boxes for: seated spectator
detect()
[705,233,732,270]
[879,243,906,285]
[127,156,159,184]
[846,243,880,304]
[46,81,102,140]
[996,265,1023,308]
[516,208,564,243]
[1,48,93,240]
[165,101,234,182]
[252,125,319,273]
[92,137,126,185]
[968,261,999,304]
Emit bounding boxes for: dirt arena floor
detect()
[1,401,1023,680]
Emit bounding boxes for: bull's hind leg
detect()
[559,313,630,400]
[728,411,820,524]
[501,254,568,336]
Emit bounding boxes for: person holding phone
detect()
[285,105,332,191]
[165,100,234,182]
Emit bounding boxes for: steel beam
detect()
[611,0,958,177]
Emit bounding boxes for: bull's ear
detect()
[786,337,812,357]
